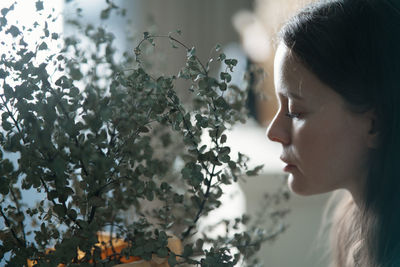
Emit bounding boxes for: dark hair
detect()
[279,1,400,266]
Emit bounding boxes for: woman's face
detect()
[267,43,373,197]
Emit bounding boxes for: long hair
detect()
[279,1,400,266]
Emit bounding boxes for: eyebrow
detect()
[278,91,304,100]
[287,91,303,100]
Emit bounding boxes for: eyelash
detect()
[285,112,301,119]
[278,97,303,119]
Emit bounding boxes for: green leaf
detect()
[219,154,230,163]
[182,244,193,257]
[144,241,154,253]
[35,0,44,11]
[67,209,77,220]
[19,38,27,47]
[173,193,183,203]
[217,53,226,61]
[69,86,79,96]
[100,7,111,20]
[156,247,168,258]
[3,83,13,100]
[215,96,229,109]
[1,5,13,17]
[6,25,20,37]
[0,69,7,79]
[219,82,227,91]
[1,112,9,123]
[69,67,83,80]
[195,239,204,250]
[0,17,7,29]
[145,190,154,201]
[53,204,65,217]
[1,160,14,173]
[0,176,10,195]
[1,120,12,131]
[220,72,231,83]
[139,126,149,133]
[220,134,227,144]
[38,41,48,50]
[133,245,144,256]
[168,254,177,267]
[246,164,264,176]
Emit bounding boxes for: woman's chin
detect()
[287,174,321,196]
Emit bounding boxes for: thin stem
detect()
[39,177,82,229]
[9,187,27,245]
[0,206,26,247]
[0,94,27,144]
[164,85,224,240]
[135,34,208,75]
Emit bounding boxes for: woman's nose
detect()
[266,112,290,145]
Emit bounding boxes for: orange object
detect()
[96,231,141,263]
[26,232,182,267]
[26,232,140,267]
[113,234,182,267]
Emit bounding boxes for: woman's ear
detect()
[366,111,379,148]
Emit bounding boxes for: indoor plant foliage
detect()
[0,1,288,266]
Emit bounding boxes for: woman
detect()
[266,0,400,266]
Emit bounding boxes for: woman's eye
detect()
[285,112,301,119]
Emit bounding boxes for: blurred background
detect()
[1,0,332,266]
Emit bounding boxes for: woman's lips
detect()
[283,164,297,172]
[280,156,297,172]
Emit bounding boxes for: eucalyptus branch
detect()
[0,94,27,144]
[165,95,213,178]
[87,201,99,226]
[181,129,219,240]
[39,177,83,229]
[1,92,84,229]
[94,175,129,195]
[180,90,226,240]
[106,105,155,182]
[135,34,208,75]
[0,206,26,247]
[163,77,228,240]
[9,186,27,245]
[45,87,99,225]
[88,106,154,224]
[47,87,90,178]
[107,125,117,155]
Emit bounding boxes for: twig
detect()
[0,206,26,247]
[181,128,219,240]
[39,177,82,229]
[9,187,27,245]
[135,34,208,75]
[0,94,27,143]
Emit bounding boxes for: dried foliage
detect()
[0,1,289,266]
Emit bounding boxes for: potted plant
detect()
[0,1,289,266]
